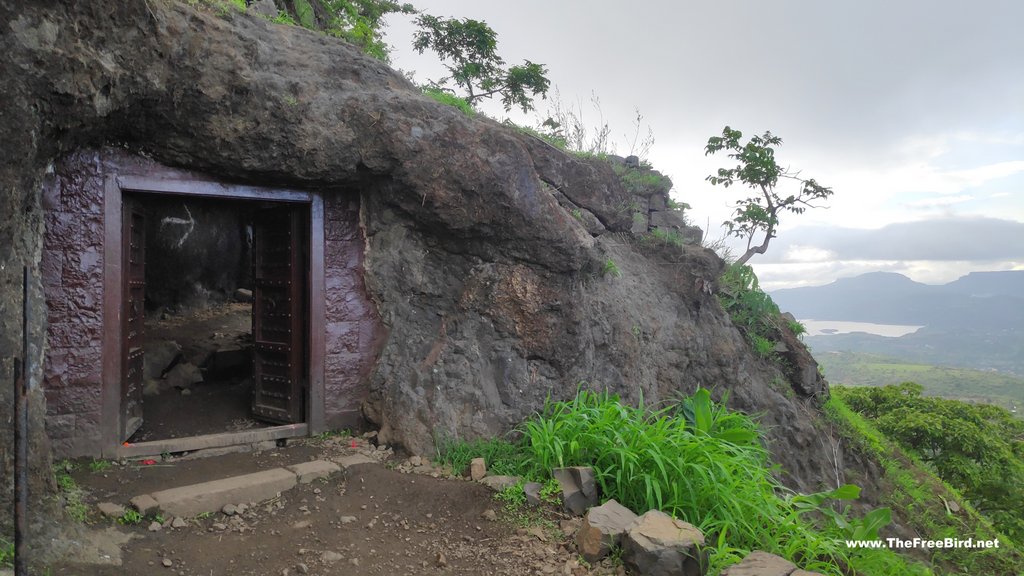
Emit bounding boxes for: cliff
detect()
[1,0,842,552]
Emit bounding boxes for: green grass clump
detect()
[434,436,534,478]
[651,228,685,247]
[602,258,622,278]
[422,87,474,116]
[0,538,12,568]
[437,389,931,574]
[610,163,672,195]
[520,389,927,575]
[54,460,90,523]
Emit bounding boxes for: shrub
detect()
[422,87,474,116]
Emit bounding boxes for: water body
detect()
[801,319,924,338]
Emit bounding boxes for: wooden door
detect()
[251,206,306,423]
[121,197,146,440]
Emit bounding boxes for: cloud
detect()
[759,217,1024,263]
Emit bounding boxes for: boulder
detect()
[205,345,251,379]
[576,499,638,563]
[478,475,520,492]
[233,288,253,302]
[469,458,487,481]
[143,340,182,380]
[552,467,599,516]
[523,482,543,506]
[622,510,706,576]
[720,551,797,576]
[164,362,203,390]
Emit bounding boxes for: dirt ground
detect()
[136,302,270,442]
[48,435,623,576]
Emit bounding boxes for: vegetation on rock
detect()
[717,263,785,358]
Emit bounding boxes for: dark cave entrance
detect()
[122,193,311,444]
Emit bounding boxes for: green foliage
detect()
[705,126,833,266]
[611,163,672,196]
[787,319,806,337]
[647,228,685,248]
[422,87,474,116]
[837,383,1024,542]
[434,436,533,478]
[750,334,776,359]
[413,14,549,112]
[321,0,415,61]
[825,392,1024,575]
[718,263,785,356]
[0,538,12,569]
[271,10,298,25]
[666,197,690,211]
[118,509,143,525]
[518,389,923,575]
[54,461,90,523]
[293,0,316,27]
[538,478,561,506]
[494,482,526,508]
[602,258,621,278]
[89,459,111,473]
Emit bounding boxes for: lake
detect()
[801,319,923,338]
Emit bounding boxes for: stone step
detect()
[130,459,340,517]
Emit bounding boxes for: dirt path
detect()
[51,436,622,576]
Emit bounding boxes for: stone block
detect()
[523,482,543,506]
[478,475,520,492]
[576,499,638,563]
[234,288,253,302]
[470,457,487,481]
[720,551,798,576]
[623,510,706,576]
[650,210,688,230]
[568,466,597,499]
[97,502,126,518]
[147,468,297,517]
[286,460,340,484]
[333,453,376,469]
[131,494,160,515]
[553,467,599,516]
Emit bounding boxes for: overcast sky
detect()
[383,1,1024,289]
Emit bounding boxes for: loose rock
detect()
[622,510,706,576]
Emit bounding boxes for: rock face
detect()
[1,0,853,556]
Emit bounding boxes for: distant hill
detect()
[771,270,1024,329]
[818,351,1024,412]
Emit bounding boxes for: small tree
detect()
[705,126,833,266]
[413,15,550,113]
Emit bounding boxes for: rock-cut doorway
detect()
[105,175,327,458]
[119,194,309,444]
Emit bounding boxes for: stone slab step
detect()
[130,459,341,517]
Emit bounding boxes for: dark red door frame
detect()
[100,174,326,456]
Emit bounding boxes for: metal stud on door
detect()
[121,197,146,440]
